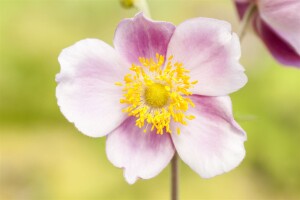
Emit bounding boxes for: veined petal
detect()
[106,117,175,184]
[258,0,300,55]
[56,39,128,137]
[167,18,247,96]
[253,15,300,68]
[114,12,175,65]
[171,95,246,178]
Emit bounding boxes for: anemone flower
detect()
[56,13,247,184]
[235,0,300,68]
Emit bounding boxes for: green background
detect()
[1,0,300,199]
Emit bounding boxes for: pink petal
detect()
[234,0,253,19]
[258,0,300,55]
[171,95,246,178]
[106,117,175,184]
[166,18,247,96]
[253,15,300,68]
[114,12,175,65]
[56,39,128,137]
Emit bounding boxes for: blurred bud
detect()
[120,0,135,8]
[234,0,300,68]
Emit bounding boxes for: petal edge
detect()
[56,39,128,137]
[114,12,176,65]
[171,95,246,178]
[106,117,175,184]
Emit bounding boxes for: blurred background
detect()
[1,0,300,199]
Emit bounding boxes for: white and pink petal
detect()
[167,18,247,96]
[114,12,176,65]
[106,117,175,184]
[171,95,246,178]
[56,39,128,137]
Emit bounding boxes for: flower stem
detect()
[171,153,179,200]
[238,3,257,41]
[134,0,151,18]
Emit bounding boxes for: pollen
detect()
[116,53,197,135]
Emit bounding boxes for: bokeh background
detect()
[1,0,300,199]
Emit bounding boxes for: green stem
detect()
[134,0,151,18]
[238,3,257,41]
[171,153,179,200]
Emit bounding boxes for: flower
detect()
[56,13,247,184]
[235,0,300,68]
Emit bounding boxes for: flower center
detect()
[115,53,197,135]
[144,83,169,108]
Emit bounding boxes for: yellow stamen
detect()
[115,82,123,86]
[116,53,197,135]
[144,83,169,108]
